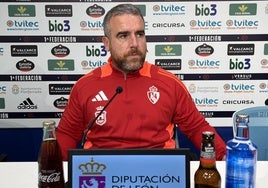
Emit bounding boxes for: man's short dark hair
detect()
[103,4,144,37]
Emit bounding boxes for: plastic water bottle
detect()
[225,114,257,188]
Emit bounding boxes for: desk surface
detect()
[0,161,267,188]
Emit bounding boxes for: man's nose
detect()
[129,35,138,47]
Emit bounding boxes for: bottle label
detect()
[43,138,56,141]
[38,171,61,183]
[226,151,256,187]
[201,146,215,159]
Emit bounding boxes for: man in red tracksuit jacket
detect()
[56,4,226,161]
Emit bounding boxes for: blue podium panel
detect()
[68,149,190,188]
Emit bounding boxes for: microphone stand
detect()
[80,86,123,148]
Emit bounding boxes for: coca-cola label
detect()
[39,172,61,183]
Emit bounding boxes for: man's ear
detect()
[102,36,110,51]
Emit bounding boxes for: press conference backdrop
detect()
[0,0,267,129]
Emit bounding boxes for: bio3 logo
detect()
[86,45,107,57]
[49,20,70,32]
[195,4,217,16]
[229,58,251,70]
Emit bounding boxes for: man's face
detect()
[102,14,147,74]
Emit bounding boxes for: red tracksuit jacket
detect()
[56,57,226,160]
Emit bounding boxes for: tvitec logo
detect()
[6,20,39,31]
[188,59,220,70]
[80,20,103,31]
[152,4,185,16]
[0,85,7,94]
[224,83,255,93]
[193,97,219,107]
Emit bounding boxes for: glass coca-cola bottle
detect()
[38,120,65,188]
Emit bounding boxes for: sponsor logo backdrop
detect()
[0,0,267,128]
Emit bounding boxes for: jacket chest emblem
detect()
[147,86,160,104]
[95,106,106,126]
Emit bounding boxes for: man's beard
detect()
[113,50,146,73]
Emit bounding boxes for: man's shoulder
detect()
[74,66,103,88]
[80,67,101,80]
[145,62,179,80]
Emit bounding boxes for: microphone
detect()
[80,86,123,148]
